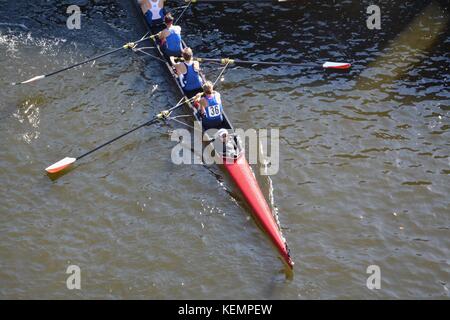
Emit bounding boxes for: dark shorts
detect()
[202,119,224,131]
[162,48,182,64]
[144,12,163,30]
[183,87,203,99]
[163,47,182,57]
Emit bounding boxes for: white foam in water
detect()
[0,33,21,55]
[0,30,68,58]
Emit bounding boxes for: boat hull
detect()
[223,155,293,269]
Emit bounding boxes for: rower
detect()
[214,129,241,160]
[172,47,204,98]
[157,13,183,59]
[194,81,224,130]
[138,0,166,29]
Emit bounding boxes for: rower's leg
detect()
[144,11,153,28]
[162,51,174,65]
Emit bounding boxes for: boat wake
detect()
[258,139,283,231]
[0,22,29,30]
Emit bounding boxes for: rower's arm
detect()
[193,94,206,114]
[215,92,222,105]
[173,63,184,76]
[199,98,208,115]
[158,29,168,42]
[173,63,180,75]
[193,61,201,72]
[137,0,148,13]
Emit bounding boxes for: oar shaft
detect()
[175,0,192,24]
[45,46,125,78]
[14,36,151,85]
[75,102,185,162]
[47,36,151,77]
[194,57,305,67]
[192,57,351,69]
[189,0,290,2]
[77,119,157,161]
[234,59,304,67]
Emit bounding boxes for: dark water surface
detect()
[0,0,449,299]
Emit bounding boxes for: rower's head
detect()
[164,13,174,26]
[182,47,193,62]
[202,81,214,95]
[216,129,229,142]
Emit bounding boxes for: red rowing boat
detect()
[224,155,294,268]
[133,1,294,269]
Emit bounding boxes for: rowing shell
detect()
[132,1,294,269]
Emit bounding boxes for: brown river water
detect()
[0,0,449,299]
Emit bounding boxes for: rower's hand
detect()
[193,61,201,72]
[193,93,203,103]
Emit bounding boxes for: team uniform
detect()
[161,25,183,57]
[143,0,165,28]
[201,92,224,130]
[179,62,204,98]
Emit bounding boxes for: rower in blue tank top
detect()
[138,0,166,28]
[193,81,224,130]
[156,13,183,58]
[173,47,204,98]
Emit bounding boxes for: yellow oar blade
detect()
[45,157,76,173]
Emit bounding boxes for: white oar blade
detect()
[45,157,76,173]
[17,75,46,85]
[323,62,351,69]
